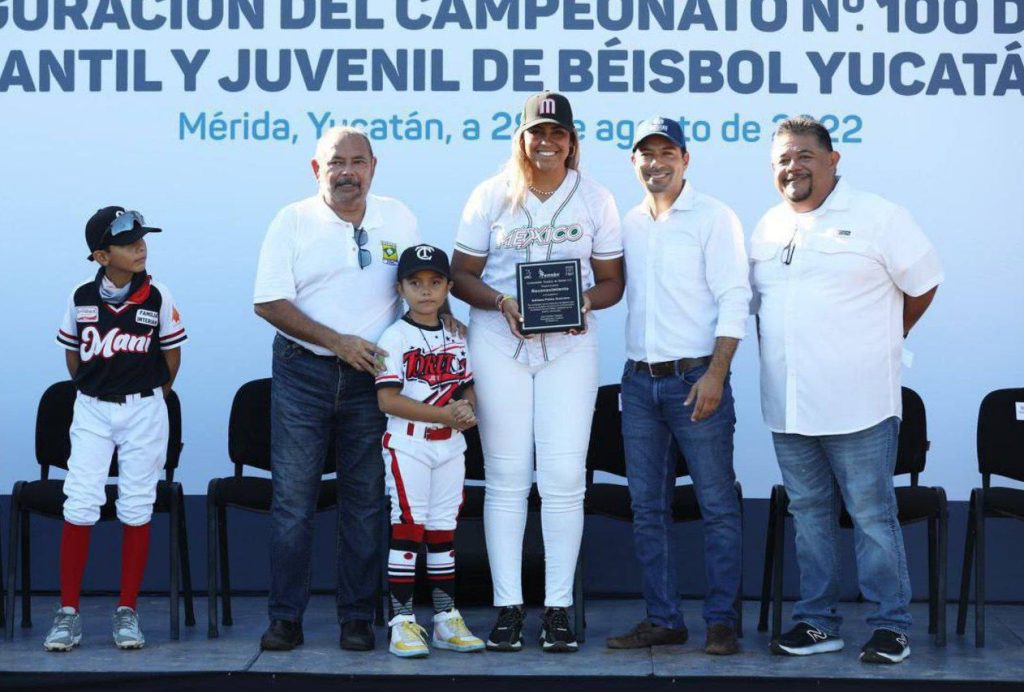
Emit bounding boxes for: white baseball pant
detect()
[382,431,467,530]
[63,390,168,526]
[469,330,599,608]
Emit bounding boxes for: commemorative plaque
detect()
[515,259,584,335]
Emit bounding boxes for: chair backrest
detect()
[586,383,688,480]
[35,380,182,479]
[227,378,334,476]
[977,387,1024,484]
[464,426,485,482]
[587,384,627,477]
[895,386,928,479]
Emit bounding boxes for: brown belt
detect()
[632,356,711,378]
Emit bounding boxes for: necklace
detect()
[528,184,556,196]
[409,313,447,358]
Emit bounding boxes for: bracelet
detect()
[495,294,514,313]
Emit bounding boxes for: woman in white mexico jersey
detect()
[451,92,624,653]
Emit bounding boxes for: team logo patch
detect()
[76,306,98,323]
[381,241,398,265]
[136,309,159,327]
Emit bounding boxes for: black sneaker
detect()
[486,606,524,652]
[770,622,844,656]
[860,629,910,664]
[539,607,578,653]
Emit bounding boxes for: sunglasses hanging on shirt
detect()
[354,226,371,269]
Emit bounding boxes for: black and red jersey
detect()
[57,269,187,397]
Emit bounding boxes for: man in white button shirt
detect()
[253,127,421,652]
[606,117,751,655]
[750,117,942,664]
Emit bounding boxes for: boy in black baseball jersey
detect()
[376,245,483,658]
[46,207,187,651]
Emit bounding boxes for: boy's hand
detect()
[444,400,477,430]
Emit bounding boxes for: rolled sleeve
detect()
[706,208,752,339]
[880,207,944,297]
[253,208,298,304]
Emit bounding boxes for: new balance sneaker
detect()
[432,608,485,652]
[860,629,910,664]
[112,606,146,649]
[43,606,82,652]
[770,622,844,656]
[539,607,578,653]
[486,605,524,652]
[389,614,429,658]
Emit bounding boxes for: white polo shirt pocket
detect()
[802,232,879,282]
[749,240,783,262]
[662,234,703,277]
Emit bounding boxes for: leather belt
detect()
[96,390,155,404]
[633,356,711,378]
[284,337,355,368]
[407,423,454,441]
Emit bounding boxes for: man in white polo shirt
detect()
[253,126,421,652]
[606,117,750,655]
[750,116,942,664]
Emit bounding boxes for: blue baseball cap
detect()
[632,116,686,152]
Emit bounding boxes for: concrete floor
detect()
[1,596,1021,683]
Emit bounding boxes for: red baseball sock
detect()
[59,522,92,611]
[119,523,151,610]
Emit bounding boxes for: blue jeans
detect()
[772,417,912,636]
[268,334,386,624]
[620,361,742,628]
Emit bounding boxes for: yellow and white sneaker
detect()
[389,614,429,658]
[433,608,485,652]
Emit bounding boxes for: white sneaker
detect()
[112,606,146,649]
[432,608,485,652]
[43,606,82,652]
[389,614,429,658]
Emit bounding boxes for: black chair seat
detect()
[17,480,180,521]
[760,387,947,646]
[832,485,945,528]
[585,484,702,523]
[6,381,195,642]
[981,487,1024,521]
[211,476,336,513]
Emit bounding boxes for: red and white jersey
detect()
[375,315,473,443]
[454,169,623,365]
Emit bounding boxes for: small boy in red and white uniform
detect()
[375,245,483,658]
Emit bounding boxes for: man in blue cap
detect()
[606,117,751,655]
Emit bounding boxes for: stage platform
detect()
[1,596,1022,691]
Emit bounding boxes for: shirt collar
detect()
[314,193,384,231]
[814,176,850,213]
[641,180,695,219]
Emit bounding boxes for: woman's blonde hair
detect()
[503,125,581,210]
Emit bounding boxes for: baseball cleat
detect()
[112,606,146,649]
[43,606,82,652]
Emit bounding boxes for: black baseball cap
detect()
[398,244,450,281]
[519,92,575,132]
[632,116,687,152]
[85,206,162,260]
